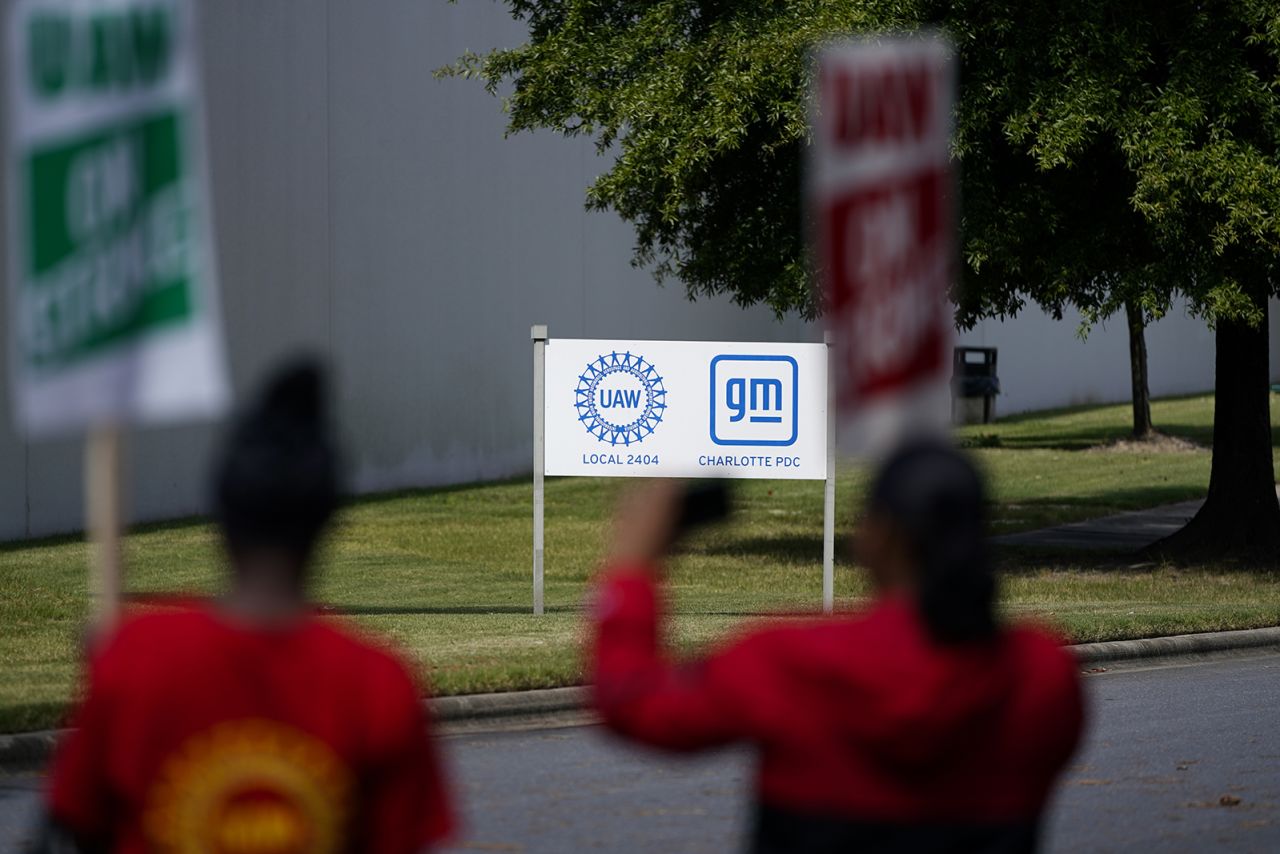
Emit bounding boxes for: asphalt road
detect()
[2,653,1278,852]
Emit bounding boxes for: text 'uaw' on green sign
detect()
[6,0,227,436]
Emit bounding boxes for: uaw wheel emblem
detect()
[576,351,667,446]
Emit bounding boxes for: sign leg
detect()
[532,325,548,616]
[823,332,835,614]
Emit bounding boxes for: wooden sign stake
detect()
[86,425,123,628]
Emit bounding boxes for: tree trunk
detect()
[1125,301,1153,439]
[1156,303,1280,563]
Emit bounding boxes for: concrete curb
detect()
[4,627,1278,773]
[1071,626,1280,666]
[0,730,58,774]
[433,686,587,722]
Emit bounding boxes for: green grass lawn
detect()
[2,393,1278,733]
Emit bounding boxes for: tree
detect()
[949,1,1280,558]
[449,1,1280,559]
[1124,302,1154,440]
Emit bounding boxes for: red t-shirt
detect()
[592,566,1084,824]
[48,606,454,853]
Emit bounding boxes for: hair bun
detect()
[214,356,341,557]
[257,359,325,427]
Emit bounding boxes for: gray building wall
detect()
[0,1,815,540]
[1,1,1276,541]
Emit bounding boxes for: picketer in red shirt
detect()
[49,607,452,854]
[592,442,1084,853]
[43,361,454,853]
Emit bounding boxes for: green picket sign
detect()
[25,110,196,369]
[7,0,226,434]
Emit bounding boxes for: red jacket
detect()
[48,606,454,854]
[592,566,1083,843]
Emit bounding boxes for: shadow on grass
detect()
[0,512,217,554]
[967,422,1232,451]
[0,474,541,552]
[992,545,1280,575]
[344,474,531,509]
[688,534,828,564]
[324,604,581,616]
[963,389,1278,453]
[994,483,1206,512]
[335,602,822,619]
[331,598,842,618]
[117,595,585,617]
[991,545,1142,570]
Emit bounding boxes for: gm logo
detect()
[710,355,798,446]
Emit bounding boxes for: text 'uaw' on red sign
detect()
[809,35,956,457]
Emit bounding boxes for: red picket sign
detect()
[810,37,956,453]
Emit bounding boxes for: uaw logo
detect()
[575,351,667,446]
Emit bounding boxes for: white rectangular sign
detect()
[544,339,827,480]
[6,0,228,435]
[809,36,955,455]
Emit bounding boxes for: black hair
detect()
[868,439,997,645]
[213,359,341,562]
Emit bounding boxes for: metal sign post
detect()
[531,324,548,615]
[823,332,836,614]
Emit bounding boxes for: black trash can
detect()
[951,347,1000,424]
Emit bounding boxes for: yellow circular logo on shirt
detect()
[143,719,353,854]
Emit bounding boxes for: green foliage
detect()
[950,0,1280,331]
[444,1,1280,326]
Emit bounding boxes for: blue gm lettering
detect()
[726,377,784,423]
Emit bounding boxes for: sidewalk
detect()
[993,486,1280,552]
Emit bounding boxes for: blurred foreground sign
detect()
[6,0,227,435]
[810,37,954,455]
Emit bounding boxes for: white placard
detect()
[809,36,955,455]
[544,338,827,480]
[6,0,228,435]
